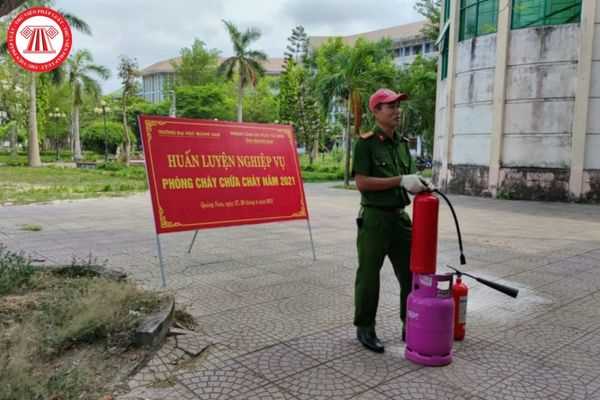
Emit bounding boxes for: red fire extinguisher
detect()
[452,273,468,340]
[410,192,439,274]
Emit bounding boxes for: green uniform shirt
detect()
[352,125,416,208]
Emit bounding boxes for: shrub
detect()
[0,245,34,295]
[81,121,135,155]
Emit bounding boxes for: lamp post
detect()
[48,107,67,160]
[95,100,111,162]
[169,90,176,117]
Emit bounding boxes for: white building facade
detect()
[434,0,598,202]
[140,58,284,104]
[310,21,437,67]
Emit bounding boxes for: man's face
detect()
[373,101,401,129]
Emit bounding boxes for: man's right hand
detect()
[400,174,431,193]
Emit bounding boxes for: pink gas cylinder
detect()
[405,273,454,366]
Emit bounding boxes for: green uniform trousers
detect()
[354,207,412,328]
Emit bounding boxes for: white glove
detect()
[400,174,432,193]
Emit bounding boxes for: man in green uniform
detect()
[352,88,431,353]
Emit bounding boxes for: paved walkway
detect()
[1,183,600,399]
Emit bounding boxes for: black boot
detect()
[357,327,384,353]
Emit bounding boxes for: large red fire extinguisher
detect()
[452,273,468,340]
[410,193,439,274]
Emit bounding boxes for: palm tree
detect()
[218,20,267,122]
[117,56,139,164]
[316,38,395,186]
[67,50,110,160]
[0,1,92,166]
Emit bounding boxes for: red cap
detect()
[368,88,408,112]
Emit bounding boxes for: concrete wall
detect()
[432,79,448,182]
[503,25,579,169]
[433,3,598,202]
[585,3,600,199]
[452,35,496,167]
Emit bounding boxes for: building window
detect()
[440,0,451,80]
[459,0,499,41]
[413,45,422,55]
[512,0,581,29]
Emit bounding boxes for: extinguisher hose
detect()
[433,189,466,265]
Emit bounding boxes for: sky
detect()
[54,0,423,94]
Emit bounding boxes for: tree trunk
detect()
[312,131,319,164]
[28,73,41,167]
[344,97,351,187]
[9,122,17,157]
[73,104,82,160]
[237,79,243,122]
[122,101,130,164]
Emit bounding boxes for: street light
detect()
[169,90,176,117]
[95,100,111,162]
[48,107,67,160]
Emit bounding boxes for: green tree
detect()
[0,55,28,157]
[296,69,324,164]
[279,25,324,163]
[174,39,221,87]
[415,0,442,41]
[315,37,396,186]
[218,20,267,122]
[243,77,279,123]
[278,62,300,125]
[278,61,299,127]
[175,83,236,121]
[81,120,131,154]
[67,49,110,160]
[279,25,309,131]
[117,56,139,164]
[126,96,170,147]
[284,25,309,65]
[396,55,438,155]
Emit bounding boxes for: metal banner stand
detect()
[187,221,317,261]
[155,234,167,288]
[188,230,199,254]
[306,218,317,261]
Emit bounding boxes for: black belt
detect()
[363,205,405,213]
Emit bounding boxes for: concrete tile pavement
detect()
[1,183,600,399]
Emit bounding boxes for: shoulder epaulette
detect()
[359,131,374,140]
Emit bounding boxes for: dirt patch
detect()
[0,261,171,400]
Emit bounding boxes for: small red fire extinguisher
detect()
[452,273,468,340]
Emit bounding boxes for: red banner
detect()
[139,116,309,234]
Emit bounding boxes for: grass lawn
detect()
[0,151,99,165]
[299,152,344,182]
[0,153,344,205]
[0,164,148,205]
[0,151,430,205]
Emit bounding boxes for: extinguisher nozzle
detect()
[460,254,466,265]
